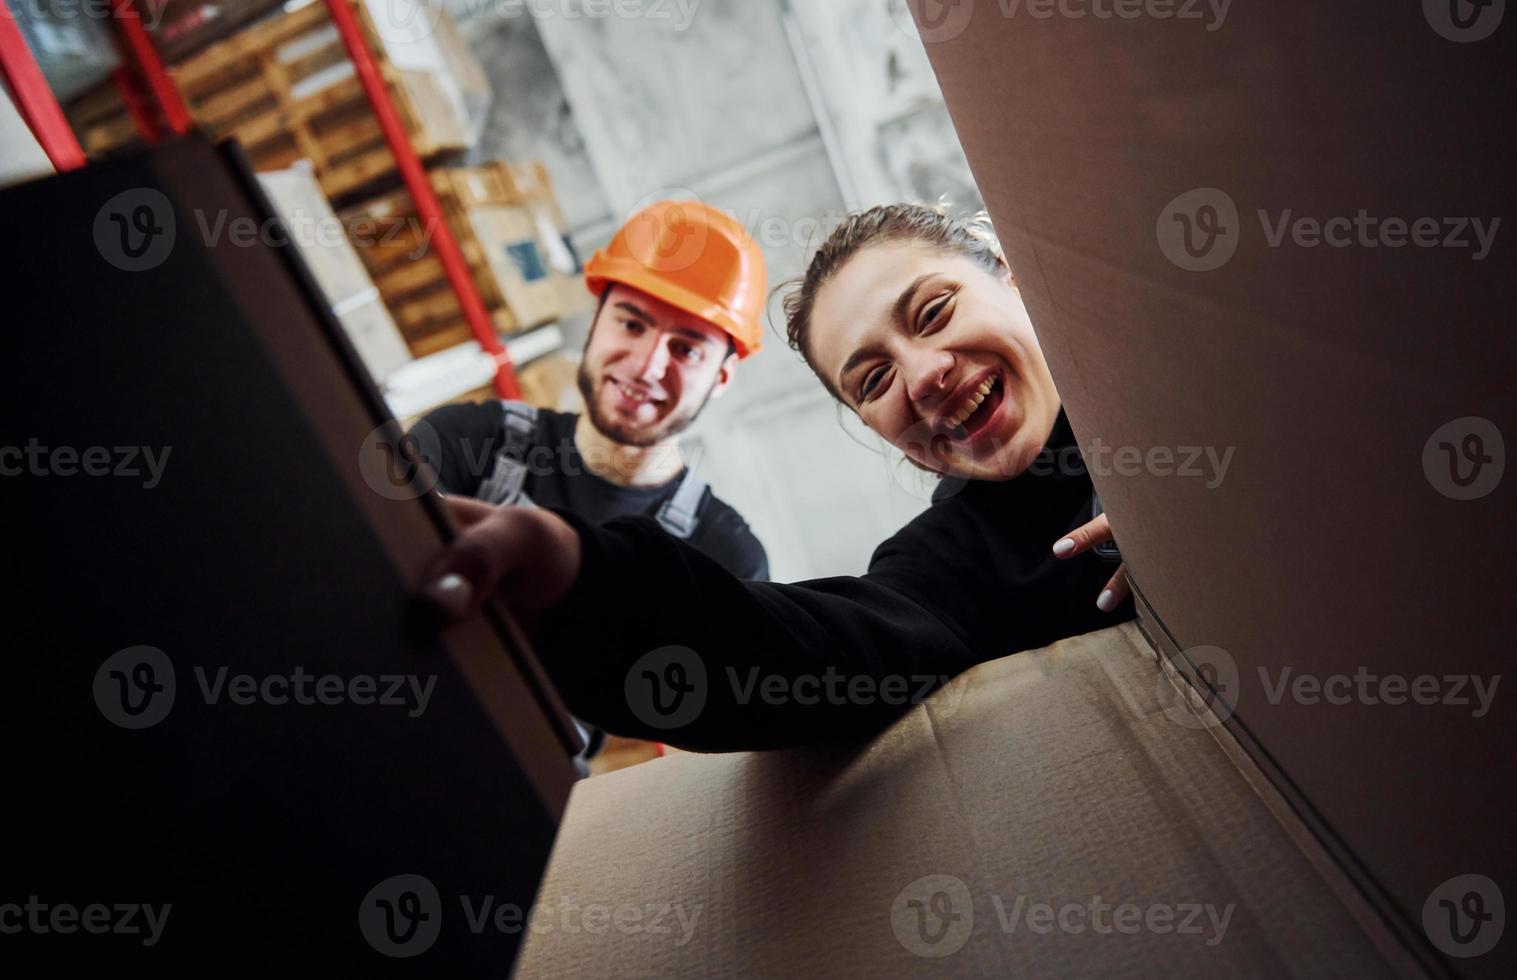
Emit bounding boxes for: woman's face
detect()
[808,242,1061,481]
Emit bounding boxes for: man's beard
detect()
[576,363,718,448]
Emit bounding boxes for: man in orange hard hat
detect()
[418,200,769,582]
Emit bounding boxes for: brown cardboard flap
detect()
[515,624,1390,978]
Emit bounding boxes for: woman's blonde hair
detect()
[779,203,1006,398]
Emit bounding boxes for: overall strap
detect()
[476,402,541,507]
[655,465,708,539]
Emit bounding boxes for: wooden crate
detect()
[167,0,468,200]
[509,160,594,317]
[434,353,582,415]
[515,352,582,413]
[340,162,566,358]
[405,308,517,360]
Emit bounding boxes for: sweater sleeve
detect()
[531,502,999,752]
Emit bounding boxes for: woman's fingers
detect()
[1096,563,1130,613]
[421,505,583,621]
[1053,515,1128,612]
[1052,512,1112,558]
[422,510,516,618]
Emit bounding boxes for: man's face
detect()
[576,284,738,447]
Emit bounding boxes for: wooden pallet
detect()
[151,0,286,64]
[341,162,568,358]
[168,0,468,200]
[65,81,146,159]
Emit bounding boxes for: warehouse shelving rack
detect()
[0,0,520,398]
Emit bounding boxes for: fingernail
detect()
[425,573,473,618]
[1096,589,1117,613]
[1053,538,1077,557]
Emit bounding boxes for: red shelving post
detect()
[107,0,191,136]
[322,0,521,399]
[112,66,161,143]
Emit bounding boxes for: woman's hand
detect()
[421,497,582,623]
[1052,512,1130,613]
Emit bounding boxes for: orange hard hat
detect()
[585,200,767,358]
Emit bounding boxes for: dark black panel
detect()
[0,139,570,972]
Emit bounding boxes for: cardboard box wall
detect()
[909,1,1514,974]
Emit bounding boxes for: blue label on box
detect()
[506,241,549,283]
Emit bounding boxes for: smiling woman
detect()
[788,206,1061,483]
[420,203,1136,752]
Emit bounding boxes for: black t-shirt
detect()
[535,410,1132,752]
[420,402,769,580]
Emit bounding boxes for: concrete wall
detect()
[453,0,982,581]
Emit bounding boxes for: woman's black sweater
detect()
[534,411,1131,752]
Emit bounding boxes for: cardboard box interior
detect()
[516,624,1404,978]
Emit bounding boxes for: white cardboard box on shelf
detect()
[465,204,563,330]
[257,166,413,383]
[383,323,565,422]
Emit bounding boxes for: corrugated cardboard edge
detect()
[1132,581,1436,980]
